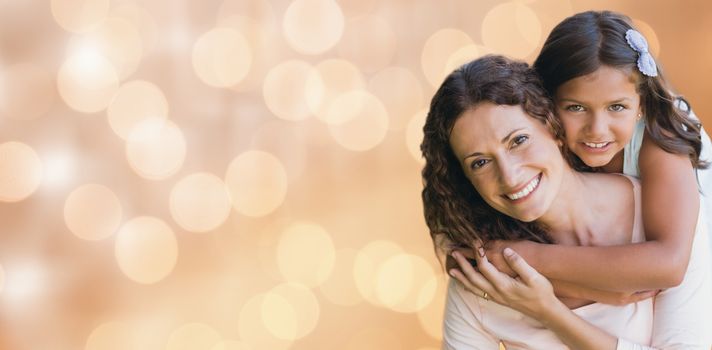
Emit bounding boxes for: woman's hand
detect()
[449,244,562,319]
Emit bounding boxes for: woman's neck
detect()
[536,169,605,245]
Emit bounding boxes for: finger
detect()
[448,268,484,296]
[501,248,540,285]
[451,251,497,296]
[472,243,514,291]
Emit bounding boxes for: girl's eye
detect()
[565,104,585,112]
[471,159,489,170]
[512,134,529,146]
[609,104,626,112]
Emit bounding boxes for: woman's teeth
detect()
[506,175,540,200]
[584,142,609,148]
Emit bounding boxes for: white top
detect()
[442,177,712,349]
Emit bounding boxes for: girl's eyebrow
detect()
[557,97,632,104]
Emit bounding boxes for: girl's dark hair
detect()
[421,55,564,255]
[534,10,706,169]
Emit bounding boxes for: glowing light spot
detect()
[263,60,322,121]
[67,17,143,80]
[111,2,159,54]
[169,172,232,233]
[405,108,428,164]
[64,184,122,240]
[337,15,396,72]
[481,2,542,59]
[107,80,169,140]
[276,222,335,287]
[319,248,362,306]
[632,19,661,58]
[85,322,141,350]
[225,150,287,217]
[263,283,320,340]
[0,264,3,294]
[192,27,252,88]
[353,241,404,305]
[282,0,344,55]
[114,216,178,284]
[327,90,389,151]
[0,142,43,202]
[368,67,424,131]
[2,261,47,308]
[375,253,436,313]
[0,63,54,120]
[305,59,365,123]
[421,29,474,87]
[125,118,186,181]
[57,49,119,113]
[416,273,448,340]
[444,44,493,74]
[51,0,110,33]
[238,294,293,350]
[41,150,77,190]
[166,323,222,350]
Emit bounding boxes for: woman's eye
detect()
[512,134,529,146]
[471,159,489,169]
[565,104,585,112]
[609,104,626,112]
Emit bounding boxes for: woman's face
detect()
[554,65,641,168]
[449,103,565,222]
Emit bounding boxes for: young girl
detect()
[470,10,712,348]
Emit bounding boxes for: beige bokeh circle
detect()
[57,49,119,113]
[51,0,110,33]
[192,27,252,88]
[67,17,143,80]
[444,44,494,74]
[0,142,43,202]
[114,216,178,284]
[276,222,335,287]
[346,327,403,350]
[481,2,542,59]
[238,294,294,350]
[282,0,344,55]
[263,60,323,121]
[319,248,363,306]
[85,322,140,350]
[375,253,437,313]
[169,172,232,233]
[262,283,320,340]
[111,2,159,54]
[405,108,428,164]
[368,67,424,131]
[416,273,448,340]
[64,184,122,240]
[327,90,389,152]
[0,63,55,120]
[166,323,222,350]
[225,150,288,217]
[0,264,4,294]
[125,118,186,180]
[353,240,404,306]
[305,59,365,123]
[337,15,397,73]
[107,80,168,140]
[421,28,474,87]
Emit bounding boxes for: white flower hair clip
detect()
[625,29,658,77]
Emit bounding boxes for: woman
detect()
[420,55,712,349]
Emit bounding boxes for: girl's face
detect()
[449,103,565,222]
[554,65,641,169]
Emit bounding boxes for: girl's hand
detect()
[449,244,562,319]
[482,240,536,277]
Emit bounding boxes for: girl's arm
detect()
[485,136,699,292]
[449,248,657,350]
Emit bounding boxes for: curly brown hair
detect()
[421,55,582,256]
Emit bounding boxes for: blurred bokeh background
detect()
[0,0,710,349]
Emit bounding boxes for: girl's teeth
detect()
[507,176,540,200]
[584,142,608,148]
